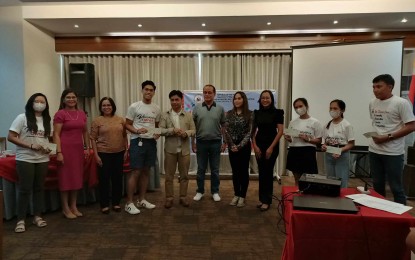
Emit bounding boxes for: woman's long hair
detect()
[25,93,51,137]
[232,91,251,122]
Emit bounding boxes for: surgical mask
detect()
[33,102,46,112]
[295,107,307,116]
[329,110,341,119]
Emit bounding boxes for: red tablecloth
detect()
[281,186,415,260]
[0,152,97,190]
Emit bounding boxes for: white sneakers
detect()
[194,193,221,202]
[125,199,156,214]
[125,202,140,215]
[137,199,156,209]
[230,196,245,207]
[193,193,204,201]
[212,193,221,202]
[237,198,245,208]
[230,196,239,206]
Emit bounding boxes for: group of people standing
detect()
[7,74,415,233]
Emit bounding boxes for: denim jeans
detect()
[369,152,406,205]
[196,140,221,194]
[324,151,350,188]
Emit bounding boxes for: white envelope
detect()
[284,128,300,137]
[326,145,342,155]
[147,127,162,135]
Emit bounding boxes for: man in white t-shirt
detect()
[369,74,415,205]
[125,80,161,214]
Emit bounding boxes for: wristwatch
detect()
[388,134,394,140]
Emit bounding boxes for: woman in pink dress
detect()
[53,89,90,219]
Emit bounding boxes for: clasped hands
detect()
[172,128,188,138]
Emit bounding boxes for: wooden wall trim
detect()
[55,32,415,53]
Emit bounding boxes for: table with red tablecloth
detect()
[0,152,97,220]
[281,186,415,260]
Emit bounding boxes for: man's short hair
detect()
[169,90,183,99]
[373,74,395,88]
[142,80,156,90]
[203,84,216,94]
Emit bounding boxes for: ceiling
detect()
[2,0,415,37]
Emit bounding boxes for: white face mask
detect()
[329,110,341,119]
[33,102,46,112]
[295,107,307,116]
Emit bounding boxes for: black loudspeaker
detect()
[69,63,95,97]
[403,164,415,198]
[408,146,415,165]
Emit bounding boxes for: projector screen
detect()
[291,39,403,147]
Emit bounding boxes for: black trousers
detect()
[228,142,251,198]
[256,144,279,205]
[98,151,124,208]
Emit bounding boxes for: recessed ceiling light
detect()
[74,24,79,28]
[401,18,408,23]
[333,20,338,24]
[138,24,143,28]
[201,23,206,27]
[267,22,271,26]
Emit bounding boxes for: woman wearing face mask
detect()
[223,91,253,208]
[285,98,323,186]
[53,89,90,219]
[252,90,284,211]
[321,99,355,188]
[8,93,52,233]
[90,97,128,214]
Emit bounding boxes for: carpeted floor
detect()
[2,175,414,259]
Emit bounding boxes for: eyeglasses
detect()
[65,96,77,100]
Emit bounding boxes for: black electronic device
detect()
[298,174,341,197]
[69,63,95,97]
[293,196,358,214]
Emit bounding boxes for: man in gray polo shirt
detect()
[192,84,226,202]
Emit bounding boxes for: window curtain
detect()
[201,54,242,90]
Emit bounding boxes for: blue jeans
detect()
[196,140,221,194]
[325,151,350,188]
[369,152,406,205]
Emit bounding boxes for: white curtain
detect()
[201,54,242,90]
[63,53,291,176]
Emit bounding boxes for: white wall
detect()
[0,6,25,146]
[23,20,61,113]
[0,6,61,150]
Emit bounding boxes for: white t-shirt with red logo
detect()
[369,95,415,155]
[126,101,161,140]
[9,114,50,163]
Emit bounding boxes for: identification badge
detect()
[138,141,143,147]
